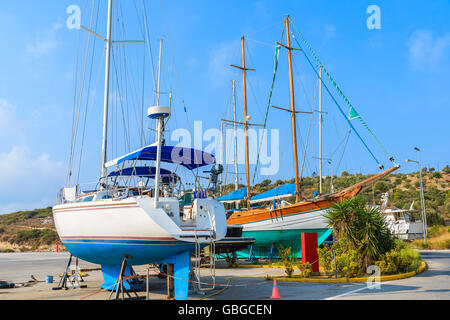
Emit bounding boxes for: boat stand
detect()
[53,254,87,290]
[268,242,275,261]
[108,255,139,300]
[247,245,256,262]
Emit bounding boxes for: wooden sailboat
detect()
[225,17,399,258]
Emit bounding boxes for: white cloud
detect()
[0,145,65,214]
[407,30,450,71]
[0,98,66,214]
[0,99,26,145]
[322,24,336,46]
[24,20,62,62]
[208,40,240,87]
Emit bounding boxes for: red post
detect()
[56,244,59,253]
[301,233,319,272]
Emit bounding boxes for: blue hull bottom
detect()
[63,240,196,266]
[63,240,197,300]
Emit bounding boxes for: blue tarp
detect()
[106,145,216,170]
[250,183,296,203]
[108,167,178,181]
[217,187,247,203]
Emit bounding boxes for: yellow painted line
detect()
[234,261,427,283]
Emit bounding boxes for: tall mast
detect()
[153,39,164,207]
[219,120,224,194]
[318,66,323,194]
[156,39,163,106]
[232,80,239,192]
[241,37,251,209]
[100,0,114,180]
[285,17,301,203]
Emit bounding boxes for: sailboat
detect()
[221,16,399,258]
[52,0,227,300]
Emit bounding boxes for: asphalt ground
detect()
[0,250,448,300]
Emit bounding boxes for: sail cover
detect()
[250,183,296,204]
[217,188,247,203]
[105,145,216,170]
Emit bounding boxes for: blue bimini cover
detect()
[217,188,247,203]
[250,183,296,204]
[108,166,178,181]
[105,145,216,170]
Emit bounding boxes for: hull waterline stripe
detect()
[60,236,177,241]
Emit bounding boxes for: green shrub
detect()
[14,229,58,246]
[375,241,421,275]
[298,261,312,278]
[278,245,296,278]
[318,237,363,277]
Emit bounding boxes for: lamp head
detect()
[414,147,420,152]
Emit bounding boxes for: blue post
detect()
[248,245,255,262]
[268,242,274,261]
[162,250,191,300]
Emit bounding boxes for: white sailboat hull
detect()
[240,208,329,232]
[53,197,227,266]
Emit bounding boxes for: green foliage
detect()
[278,245,296,278]
[375,241,422,274]
[324,196,395,268]
[297,261,312,278]
[13,229,58,246]
[255,179,271,188]
[318,238,363,277]
[374,181,389,196]
[0,207,53,225]
[341,171,349,177]
[432,172,442,179]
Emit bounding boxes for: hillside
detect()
[222,165,450,225]
[0,207,61,252]
[0,166,448,252]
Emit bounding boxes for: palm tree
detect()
[325,196,394,269]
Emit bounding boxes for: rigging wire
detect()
[159,0,192,136]
[76,0,101,185]
[288,28,385,170]
[289,18,395,168]
[251,23,285,185]
[69,0,97,186]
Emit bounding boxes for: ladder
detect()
[193,229,216,292]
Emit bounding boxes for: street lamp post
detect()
[406,147,428,245]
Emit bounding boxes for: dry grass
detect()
[412,226,450,249]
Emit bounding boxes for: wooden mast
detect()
[230,37,253,208]
[241,36,251,209]
[285,17,301,203]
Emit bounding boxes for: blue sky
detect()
[0,0,449,213]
